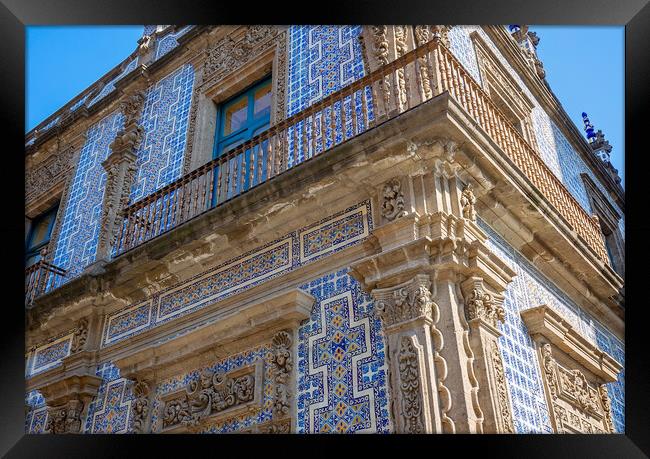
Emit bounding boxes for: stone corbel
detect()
[28,351,102,434]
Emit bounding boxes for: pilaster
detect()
[351,145,516,433]
[95,89,146,261]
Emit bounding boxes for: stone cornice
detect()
[520,304,622,383]
[110,288,313,383]
[481,26,624,208]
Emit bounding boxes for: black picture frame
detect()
[2,0,647,456]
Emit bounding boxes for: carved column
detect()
[95,90,146,261]
[371,274,445,433]
[351,140,515,433]
[460,277,515,433]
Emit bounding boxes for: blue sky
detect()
[26,25,624,185]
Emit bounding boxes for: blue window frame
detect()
[25,203,59,267]
[213,77,272,157]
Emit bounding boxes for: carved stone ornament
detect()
[414,26,433,100]
[119,90,146,126]
[398,336,424,433]
[370,25,391,109]
[137,35,153,57]
[465,287,505,328]
[45,400,84,434]
[131,380,151,434]
[460,183,477,222]
[375,277,435,327]
[380,178,407,222]
[162,368,255,429]
[26,145,75,201]
[491,343,515,433]
[430,25,452,47]
[539,343,615,433]
[271,331,293,417]
[393,25,409,110]
[70,318,88,353]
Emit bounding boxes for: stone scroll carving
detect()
[491,342,515,433]
[380,178,408,223]
[162,367,256,430]
[538,343,615,433]
[45,401,84,434]
[376,282,433,327]
[70,318,89,354]
[398,336,425,433]
[271,331,293,418]
[465,286,505,328]
[131,380,151,434]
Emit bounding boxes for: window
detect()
[25,204,58,267]
[214,77,272,157]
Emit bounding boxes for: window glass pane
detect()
[29,216,52,249]
[224,97,248,136]
[253,82,272,119]
[26,253,40,267]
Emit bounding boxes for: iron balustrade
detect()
[111,38,609,266]
[25,248,67,306]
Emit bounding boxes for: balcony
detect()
[26,38,611,305]
[25,248,67,307]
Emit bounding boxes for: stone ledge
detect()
[520,304,622,383]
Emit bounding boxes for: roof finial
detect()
[582,112,596,141]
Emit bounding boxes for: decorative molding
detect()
[270,331,292,418]
[25,146,76,204]
[374,276,434,327]
[490,342,515,433]
[131,380,151,434]
[161,364,258,431]
[520,305,622,383]
[397,336,424,433]
[460,183,477,222]
[380,178,407,222]
[536,342,615,433]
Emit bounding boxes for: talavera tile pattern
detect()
[101,201,371,347]
[478,218,625,433]
[52,111,124,279]
[296,269,391,433]
[84,362,134,433]
[129,63,195,203]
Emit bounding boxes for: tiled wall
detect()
[296,268,391,433]
[447,26,625,236]
[287,25,366,116]
[479,218,625,433]
[129,63,194,202]
[52,64,194,280]
[52,111,124,279]
[100,201,371,348]
[84,362,134,433]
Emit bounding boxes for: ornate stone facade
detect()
[25,25,624,436]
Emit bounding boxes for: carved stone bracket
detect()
[70,318,89,354]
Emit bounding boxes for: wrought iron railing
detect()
[25,248,67,306]
[111,38,609,265]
